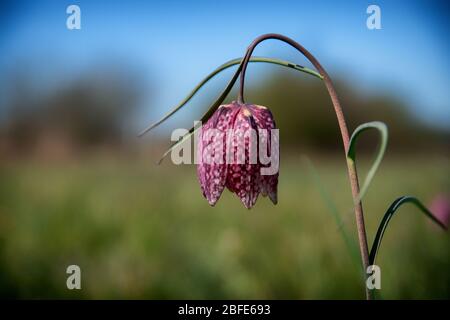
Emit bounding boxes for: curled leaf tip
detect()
[347,121,388,203]
[369,195,447,265]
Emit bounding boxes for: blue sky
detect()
[0,0,449,130]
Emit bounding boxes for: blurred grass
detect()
[0,154,448,299]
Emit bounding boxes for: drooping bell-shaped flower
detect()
[430,194,450,229]
[197,101,279,209]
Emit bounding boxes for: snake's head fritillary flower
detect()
[197,101,279,209]
[430,194,450,229]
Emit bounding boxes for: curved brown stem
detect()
[238,34,372,299]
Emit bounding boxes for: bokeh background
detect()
[0,0,449,299]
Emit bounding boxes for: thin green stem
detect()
[138,57,322,137]
[237,33,372,299]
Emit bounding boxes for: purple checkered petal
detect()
[197,104,239,206]
[250,105,279,205]
[196,102,279,209]
[225,107,261,209]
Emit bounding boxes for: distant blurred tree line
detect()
[243,71,449,153]
[0,66,143,158]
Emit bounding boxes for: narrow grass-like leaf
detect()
[156,122,201,165]
[302,156,360,266]
[138,57,322,137]
[347,121,388,203]
[154,57,323,163]
[369,195,447,265]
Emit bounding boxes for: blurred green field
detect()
[0,154,448,299]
